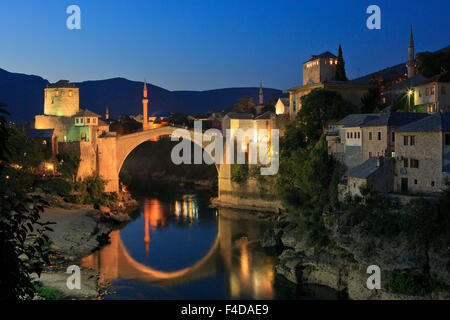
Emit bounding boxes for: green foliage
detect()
[231,164,249,184]
[57,153,80,182]
[110,115,142,136]
[386,272,446,296]
[276,135,341,248]
[0,103,54,300]
[297,89,357,145]
[35,178,73,197]
[73,175,109,206]
[229,96,255,113]
[33,283,62,300]
[361,85,383,114]
[416,51,450,78]
[335,44,348,81]
[343,183,450,247]
[390,91,420,112]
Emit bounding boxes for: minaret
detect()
[105,106,109,120]
[407,26,415,79]
[259,83,264,105]
[142,80,149,130]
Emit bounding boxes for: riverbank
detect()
[31,192,139,300]
[261,212,450,300]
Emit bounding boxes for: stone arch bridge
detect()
[96,126,230,193]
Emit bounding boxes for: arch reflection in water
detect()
[81,198,276,299]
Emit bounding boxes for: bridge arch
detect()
[97,126,222,193]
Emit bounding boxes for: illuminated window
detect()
[431,87,435,95]
[69,91,73,97]
[54,90,59,97]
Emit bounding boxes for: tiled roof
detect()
[417,71,450,85]
[47,80,77,88]
[306,51,337,63]
[361,112,429,127]
[336,114,381,127]
[347,157,380,179]
[225,112,254,120]
[394,113,450,132]
[74,109,101,118]
[255,111,275,120]
[25,129,54,139]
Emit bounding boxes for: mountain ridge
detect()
[0,68,286,123]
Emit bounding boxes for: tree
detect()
[335,44,348,81]
[416,51,450,78]
[57,153,80,183]
[0,104,53,300]
[230,97,255,113]
[297,89,357,145]
[361,85,383,113]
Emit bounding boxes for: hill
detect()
[0,68,285,123]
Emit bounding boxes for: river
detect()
[81,189,343,300]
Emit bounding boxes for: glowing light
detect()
[46,163,54,171]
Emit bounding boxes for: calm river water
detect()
[81,190,342,300]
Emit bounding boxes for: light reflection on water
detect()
[81,193,341,300]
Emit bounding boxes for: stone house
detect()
[339,157,394,199]
[413,71,450,113]
[284,51,371,120]
[393,113,450,194]
[360,112,428,161]
[328,113,381,169]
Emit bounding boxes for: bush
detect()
[231,164,249,184]
[386,272,445,296]
[35,178,73,197]
[34,284,62,300]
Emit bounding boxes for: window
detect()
[76,118,79,124]
[69,91,73,97]
[54,90,59,97]
[419,90,422,97]
[350,132,353,139]
[347,132,349,139]
[378,132,381,141]
[414,179,418,185]
[404,136,408,146]
[431,87,435,95]
[446,133,450,146]
[93,118,97,124]
[410,136,415,146]
[410,159,419,168]
[426,88,430,96]
[358,132,360,139]
[404,158,409,168]
[442,86,447,95]
[431,181,435,187]
[369,152,372,158]
[293,101,296,112]
[392,132,395,142]
[369,132,372,140]
[87,118,90,124]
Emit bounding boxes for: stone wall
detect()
[362,126,390,159]
[44,87,79,117]
[394,131,445,194]
[58,141,97,180]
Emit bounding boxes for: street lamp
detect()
[407,89,414,112]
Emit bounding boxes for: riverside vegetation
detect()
[0,104,137,300]
[255,89,450,299]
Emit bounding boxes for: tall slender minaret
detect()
[259,83,264,105]
[105,106,109,120]
[142,80,149,130]
[407,26,415,79]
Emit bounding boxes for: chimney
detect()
[376,157,384,167]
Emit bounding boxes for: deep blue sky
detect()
[0,0,448,91]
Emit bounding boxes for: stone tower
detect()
[142,81,149,130]
[259,83,264,105]
[407,26,415,79]
[44,80,79,117]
